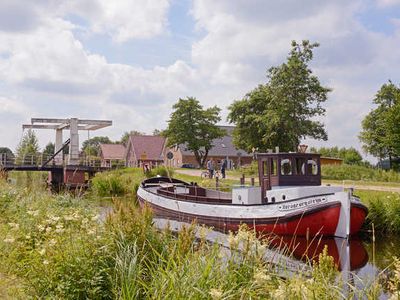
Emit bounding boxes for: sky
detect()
[0,0,399,160]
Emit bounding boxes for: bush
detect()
[145,166,174,178]
[237,160,258,176]
[91,173,126,196]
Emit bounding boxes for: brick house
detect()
[165,126,253,168]
[99,144,126,168]
[125,135,166,167]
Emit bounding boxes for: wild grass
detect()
[356,190,400,234]
[0,175,398,299]
[322,164,400,182]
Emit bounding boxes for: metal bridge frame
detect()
[22,118,112,166]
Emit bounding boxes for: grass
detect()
[1,172,399,298]
[323,179,400,188]
[322,164,400,182]
[356,190,400,235]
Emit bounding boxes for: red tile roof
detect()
[99,144,126,160]
[130,135,166,161]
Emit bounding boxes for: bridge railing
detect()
[0,153,121,169]
[0,153,56,167]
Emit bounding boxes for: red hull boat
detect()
[138,152,368,237]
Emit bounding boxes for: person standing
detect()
[221,158,227,179]
[206,159,213,178]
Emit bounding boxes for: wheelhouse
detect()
[257,152,321,194]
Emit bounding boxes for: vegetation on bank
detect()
[0,176,398,299]
[357,190,400,235]
[321,164,400,182]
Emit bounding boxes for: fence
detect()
[0,153,107,168]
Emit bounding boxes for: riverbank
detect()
[0,173,399,298]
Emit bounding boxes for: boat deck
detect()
[147,184,233,204]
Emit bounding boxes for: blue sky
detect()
[0,0,399,161]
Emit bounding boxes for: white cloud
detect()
[65,0,171,42]
[0,0,399,160]
[376,0,400,7]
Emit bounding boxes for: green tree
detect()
[15,129,40,164]
[82,136,113,157]
[164,97,225,167]
[0,147,13,156]
[311,146,363,165]
[359,81,400,169]
[43,142,55,156]
[153,129,163,136]
[228,40,330,152]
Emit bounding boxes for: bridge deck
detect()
[1,164,109,172]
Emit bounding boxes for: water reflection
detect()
[153,218,371,276]
[266,235,369,272]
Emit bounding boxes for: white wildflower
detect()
[91,214,100,221]
[254,269,271,284]
[4,237,15,243]
[43,260,49,265]
[45,227,52,233]
[64,215,74,221]
[8,222,19,230]
[27,210,39,216]
[37,225,45,232]
[39,248,46,256]
[87,229,96,235]
[49,239,57,246]
[51,216,60,222]
[209,288,223,299]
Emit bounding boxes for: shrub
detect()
[145,166,174,178]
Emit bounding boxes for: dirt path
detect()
[175,169,400,193]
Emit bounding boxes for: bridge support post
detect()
[69,118,79,165]
[55,129,63,165]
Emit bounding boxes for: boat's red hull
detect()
[138,196,348,236]
[350,202,368,235]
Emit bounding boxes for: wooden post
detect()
[251,177,255,186]
[240,174,245,185]
[216,176,219,190]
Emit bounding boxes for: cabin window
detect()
[263,160,268,176]
[270,158,277,176]
[307,158,319,175]
[295,158,306,175]
[280,158,292,175]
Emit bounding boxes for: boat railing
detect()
[156,186,232,204]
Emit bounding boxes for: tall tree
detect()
[359,81,400,168]
[228,40,330,152]
[43,142,55,156]
[15,129,39,164]
[164,97,225,167]
[82,136,113,157]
